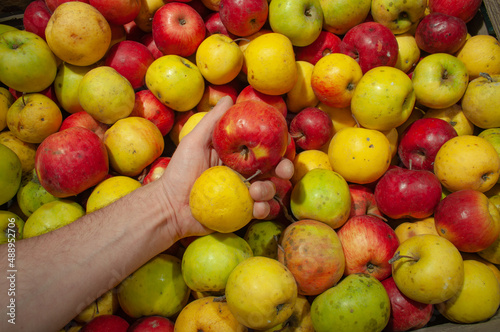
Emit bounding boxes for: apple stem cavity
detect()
[388,251,418,264]
[479,72,494,82]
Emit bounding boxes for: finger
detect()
[274,158,294,180]
[253,201,271,219]
[249,180,276,202]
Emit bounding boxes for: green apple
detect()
[412,53,469,109]
[54,62,97,114]
[351,66,415,131]
[461,73,500,129]
[479,128,500,162]
[290,165,351,229]
[0,24,18,35]
[23,199,85,239]
[0,210,24,245]
[243,220,285,259]
[268,0,324,47]
[319,0,371,35]
[181,232,253,293]
[16,169,60,218]
[371,0,427,34]
[79,66,135,125]
[310,273,390,332]
[145,55,205,112]
[0,30,58,93]
[225,256,298,330]
[118,254,190,318]
[0,143,22,206]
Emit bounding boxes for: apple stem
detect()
[95,299,99,314]
[233,38,251,44]
[368,213,387,222]
[479,72,494,82]
[352,114,360,128]
[409,159,413,171]
[388,251,418,264]
[244,169,262,183]
[21,94,26,106]
[274,196,297,223]
[213,294,226,302]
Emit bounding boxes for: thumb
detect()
[188,96,234,146]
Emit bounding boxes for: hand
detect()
[158,96,294,241]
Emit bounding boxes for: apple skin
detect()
[80,314,129,332]
[252,175,292,221]
[374,166,443,220]
[219,0,269,37]
[130,89,175,136]
[204,12,235,39]
[434,189,500,253]
[337,215,400,281]
[289,107,333,151]
[370,0,427,35]
[415,12,468,55]
[142,157,171,185]
[45,0,90,13]
[127,316,174,331]
[236,84,287,118]
[89,0,141,26]
[139,34,163,60]
[212,100,289,177]
[23,0,52,41]
[294,30,342,65]
[398,117,458,171]
[381,276,434,332]
[152,2,206,57]
[35,127,109,198]
[59,111,109,141]
[428,0,482,23]
[348,184,383,219]
[197,83,239,113]
[339,21,399,74]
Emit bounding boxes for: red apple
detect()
[80,314,129,332]
[130,90,175,136]
[415,12,468,54]
[398,117,458,171]
[236,84,287,118]
[152,2,206,57]
[253,175,293,221]
[128,316,174,332]
[45,0,90,13]
[104,40,155,90]
[434,189,500,252]
[196,83,239,113]
[337,215,400,280]
[429,0,482,23]
[204,12,235,39]
[381,276,434,332]
[294,30,342,65]
[284,132,296,162]
[35,127,109,198]
[89,0,141,26]
[289,107,333,151]
[123,20,146,42]
[348,184,384,219]
[212,100,289,177]
[23,0,52,41]
[339,21,399,74]
[374,166,443,220]
[59,111,109,140]
[140,33,163,59]
[219,0,269,37]
[142,157,171,185]
[187,0,213,19]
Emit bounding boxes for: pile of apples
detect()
[1,0,500,331]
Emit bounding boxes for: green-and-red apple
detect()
[371,0,427,34]
[0,143,22,206]
[319,0,371,35]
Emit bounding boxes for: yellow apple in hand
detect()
[286,61,319,113]
[394,33,421,73]
[351,66,415,131]
[422,103,475,136]
[461,73,500,129]
[456,34,500,81]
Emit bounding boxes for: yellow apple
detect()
[422,103,475,136]
[178,112,208,144]
[478,235,500,265]
[290,149,332,185]
[86,176,142,214]
[396,106,425,137]
[16,169,60,218]
[0,87,14,131]
[134,0,166,32]
[461,73,500,129]
[0,131,37,174]
[74,288,119,324]
[54,62,97,114]
[394,217,439,244]
[394,33,421,73]
[45,2,111,66]
[286,61,319,113]
[0,143,22,206]
[351,66,415,131]
[434,135,500,192]
[436,260,500,323]
[196,34,243,85]
[168,110,195,146]
[371,0,426,35]
[261,295,314,332]
[316,103,357,153]
[319,0,371,35]
[460,252,500,286]
[381,127,398,159]
[456,34,500,81]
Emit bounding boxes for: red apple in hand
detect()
[398,118,458,171]
[415,12,468,54]
[294,30,342,65]
[374,166,443,220]
[143,157,172,185]
[128,316,175,331]
[381,276,434,332]
[289,107,333,151]
[219,0,269,37]
[81,315,129,332]
[212,100,289,177]
[339,21,399,74]
[429,0,482,23]
[152,2,206,57]
[196,83,239,113]
[337,215,400,281]
[89,0,141,25]
[434,189,500,252]
[348,184,383,219]
[236,84,287,118]
[59,111,109,140]
[131,90,175,136]
[23,0,52,41]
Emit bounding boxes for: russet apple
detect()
[415,12,468,54]
[130,89,175,136]
[371,0,426,35]
[289,107,333,151]
[219,0,269,37]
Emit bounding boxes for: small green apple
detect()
[319,0,371,35]
[54,62,97,114]
[0,24,18,35]
[371,0,427,34]
[0,30,58,93]
[16,169,60,218]
[0,210,24,245]
[0,143,22,206]
[244,220,285,259]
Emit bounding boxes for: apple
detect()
[348,184,383,219]
[390,234,465,304]
[319,0,372,35]
[428,0,482,23]
[15,168,59,218]
[124,20,146,42]
[212,100,289,177]
[130,89,175,136]
[142,157,171,185]
[461,73,500,129]
[339,21,399,74]
[422,103,475,136]
[268,0,324,47]
[252,175,293,221]
[0,130,37,175]
[243,219,285,259]
[434,189,500,253]
[236,84,287,118]
[0,143,22,206]
[23,0,52,41]
[196,83,239,113]
[152,2,206,57]
[104,40,155,90]
[128,316,174,332]
[381,276,433,332]
[394,217,440,244]
[289,107,333,151]
[285,60,320,113]
[411,53,469,109]
[456,34,500,81]
[0,30,58,93]
[53,62,97,114]
[294,30,342,65]
[59,111,109,141]
[45,0,91,12]
[397,117,458,171]
[133,0,166,33]
[0,210,24,244]
[80,315,129,332]
[219,0,269,37]
[263,295,314,331]
[394,33,421,74]
[371,0,426,35]
[204,12,235,39]
[374,166,443,220]
[225,256,298,330]
[337,215,399,280]
[310,273,390,332]
[89,0,141,26]
[139,33,163,59]
[415,12,468,54]
[74,289,119,324]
